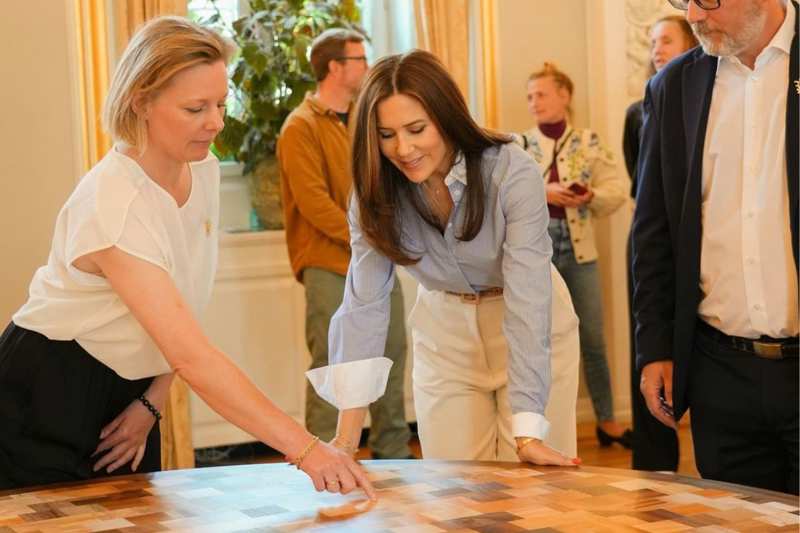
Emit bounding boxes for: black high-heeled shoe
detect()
[596,426,633,449]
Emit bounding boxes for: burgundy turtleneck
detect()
[540,119,568,219]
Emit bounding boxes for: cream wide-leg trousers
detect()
[410,266,580,461]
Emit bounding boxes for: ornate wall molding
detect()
[625,0,678,98]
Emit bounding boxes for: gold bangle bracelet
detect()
[515,437,538,455]
[289,436,320,469]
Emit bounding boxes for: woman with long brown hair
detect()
[306,49,581,465]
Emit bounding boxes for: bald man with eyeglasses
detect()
[632,0,798,494]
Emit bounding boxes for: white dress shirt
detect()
[699,1,798,339]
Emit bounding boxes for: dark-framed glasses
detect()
[336,55,368,63]
[667,0,721,10]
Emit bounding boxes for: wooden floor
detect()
[575,419,698,477]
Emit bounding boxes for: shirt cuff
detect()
[305,357,393,410]
[512,412,551,439]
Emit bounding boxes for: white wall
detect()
[494,0,591,133]
[585,0,634,423]
[0,1,81,323]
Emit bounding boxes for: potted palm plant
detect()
[206,0,366,229]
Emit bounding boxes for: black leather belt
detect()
[696,320,799,360]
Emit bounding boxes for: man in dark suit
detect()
[632,0,798,494]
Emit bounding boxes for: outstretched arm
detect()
[78,246,375,498]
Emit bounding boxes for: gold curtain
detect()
[75,0,112,171]
[112,0,188,62]
[413,0,470,100]
[110,0,193,472]
[158,377,195,470]
[479,0,498,129]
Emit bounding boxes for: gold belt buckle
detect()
[461,293,480,304]
[752,341,783,359]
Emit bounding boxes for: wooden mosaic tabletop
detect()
[1,460,797,532]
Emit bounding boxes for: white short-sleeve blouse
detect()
[13,147,220,379]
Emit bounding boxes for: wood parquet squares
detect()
[0,461,797,532]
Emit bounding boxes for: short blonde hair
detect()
[102,16,235,150]
[528,62,575,118]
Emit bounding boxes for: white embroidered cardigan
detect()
[522,126,627,264]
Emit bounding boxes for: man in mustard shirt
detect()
[277,29,411,459]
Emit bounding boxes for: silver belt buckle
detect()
[752,341,783,359]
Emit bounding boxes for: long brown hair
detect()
[351,49,509,265]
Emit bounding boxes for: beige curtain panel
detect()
[75,0,112,171]
[413,0,470,100]
[412,0,500,130]
[158,376,195,470]
[113,0,188,62]
[479,0,498,129]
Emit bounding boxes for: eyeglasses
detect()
[336,56,368,63]
[667,0,721,10]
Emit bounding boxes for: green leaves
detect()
[214,115,249,159]
[241,43,268,76]
[210,0,367,170]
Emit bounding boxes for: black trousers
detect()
[0,323,161,490]
[627,235,680,471]
[690,324,799,495]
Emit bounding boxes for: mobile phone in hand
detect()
[658,391,674,417]
[568,182,588,195]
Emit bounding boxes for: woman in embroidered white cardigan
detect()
[522,62,629,449]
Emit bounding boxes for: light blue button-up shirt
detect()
[308,142,553,435]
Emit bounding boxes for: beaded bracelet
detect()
[137,395,162,421]
[288,436,320,469]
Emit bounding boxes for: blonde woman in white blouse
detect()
[0,16,373,498]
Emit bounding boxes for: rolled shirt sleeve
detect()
[305,197,396,409]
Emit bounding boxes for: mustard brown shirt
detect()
[277,93,353,281]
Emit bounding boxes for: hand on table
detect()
[516,438,581,467]
[92,399,157,473]
[299,440,376,501]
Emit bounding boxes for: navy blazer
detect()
[631,4,799,420]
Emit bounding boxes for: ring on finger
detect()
[326,479,340,489]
